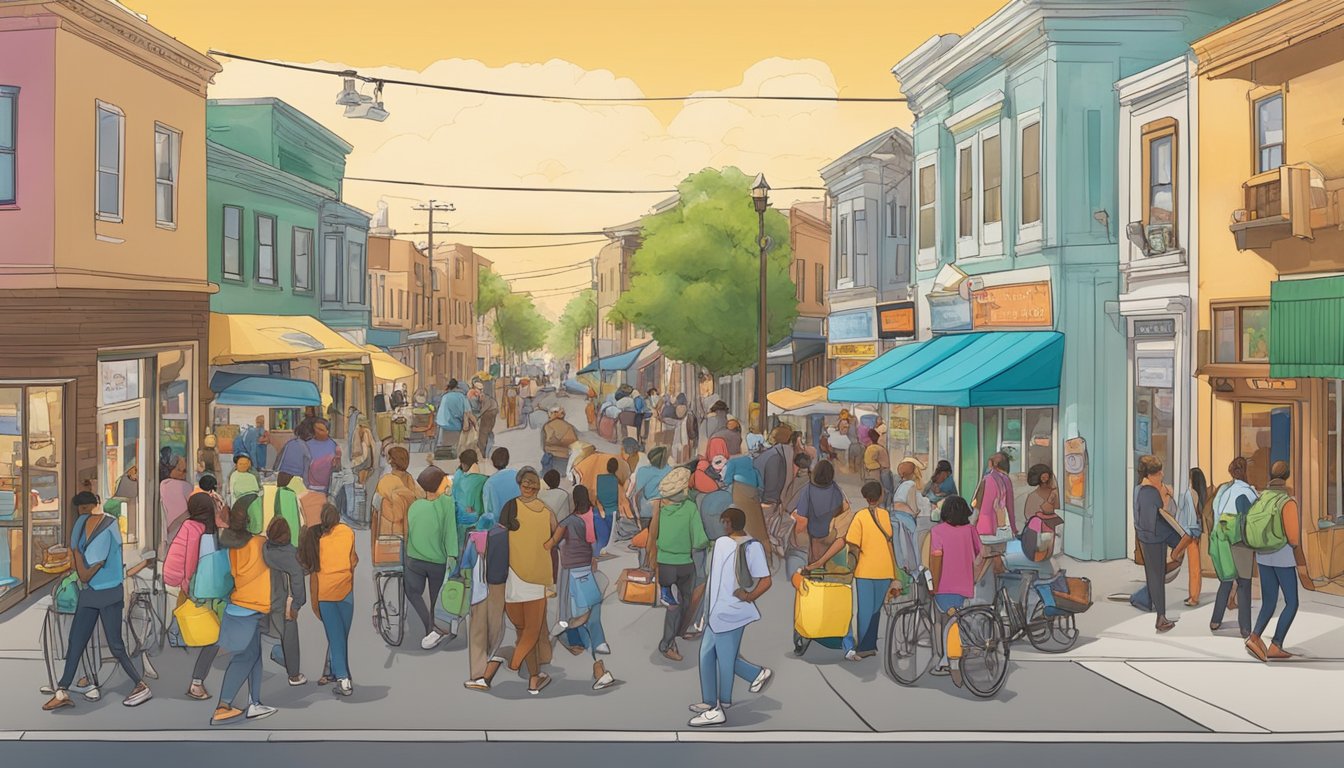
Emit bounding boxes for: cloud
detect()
[208,56,898,312]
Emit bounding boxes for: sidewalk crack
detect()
[815,667,877,733]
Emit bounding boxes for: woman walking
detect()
[1210,457,1257,636]
[210,498,276,725]
[262,517,307,686]
[790,460,849,564]
[299,503,358,696]
[404,466,458,650]
[1171,468,1209,607]
[163,493,236,701]
[545,485,616,690]
[1133,455,1184,634]
[499,468,558,695]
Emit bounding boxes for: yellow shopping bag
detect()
[173,598,221,647]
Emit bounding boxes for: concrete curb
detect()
[5,730,1344,743]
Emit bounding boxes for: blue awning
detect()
[210,373,321,408]
[577,342,654,375]
[827,331,1063,407]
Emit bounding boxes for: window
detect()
[153,124,179,226]
[815,264,824,303]
[854,204,868,257]
[982,132,1002,242]
[414,263,424,287]
[1,86,18,205]
[438,298,445,324]
[794,260,804,302]
[1021,120,1042,227]
[1212,305,1270,364]
[96,102,124,220]
[347,241,364,304]
[255,214,276,285]
[222,206,243,280]
[292,227,313,292]
[1140,118,1178,253]
[323,235,342,301]
[888,200,898,237]
[1255,93,1284,174]
[600,273,606,292]
[397,290,404,320]
[837,213,849,279]
[378,275,386,316]
[455,259,463,281]
[432,269,441,292]
[917,162,936,252]
[957,144,974,239]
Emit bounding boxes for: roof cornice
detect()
[207,140,330,208]
[1192,0,1344,78]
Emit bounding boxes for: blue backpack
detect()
[190,533,234,601]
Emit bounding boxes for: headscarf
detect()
[658,467,692,500]
[692,437,730,493]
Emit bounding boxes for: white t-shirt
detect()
[706,535,770,634]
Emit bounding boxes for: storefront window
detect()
[1024,409,1054,475]
[157,348,192,479]
[935,407,956,471]
[1329,384,1340,522]
[888,405,912,465]
[1239,402,1292,492]
[912,406,934,467]
[0,388,24,605]
[0,385,67,609]
[28,387,63,586]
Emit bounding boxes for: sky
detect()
[127,0,1007,315]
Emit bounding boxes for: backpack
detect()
[1244,489,1291,553]
[190,533,235,600]
[734,537,762,591]
[1208,520,1238,582]
[1213,482,1254,546]
[484,524,510,585]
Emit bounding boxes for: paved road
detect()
[0,407,1210,733]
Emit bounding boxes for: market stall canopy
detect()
[827,331,1063,407]
[563,378,592,396]
[767,386,841,416]
[209,313,370,365]
[1270,275,1344,378]
[767,334,826,364]
[210,373,320,408]
[364,345,416,382]
[577,341,657,375]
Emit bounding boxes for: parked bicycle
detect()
[371,562,406,647]
[992,567,1088,653]
[884,567,1009,699]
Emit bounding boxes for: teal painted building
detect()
[205,98,370,333]
[889,0,1274,560]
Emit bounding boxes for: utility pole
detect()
[590,257,600,390]
[413,200,453,376]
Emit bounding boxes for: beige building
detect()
[367,233,434,391]
[432,243,484,383]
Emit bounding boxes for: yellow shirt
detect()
[863,444,887,471]
[316,523,357,601]
[228,536,271,613]
[845,506,897,580]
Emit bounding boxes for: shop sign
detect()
[829,342,877,359]
[877,301,917,340]
[1134,319,1176,338]
[928,292,973,333]
[99,360,140,406]
[828,308,876,342]
[1249,378,1297,391]
[1136,354,1175,389]
[971,281,1053,329]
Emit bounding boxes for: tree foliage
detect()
[493,292,548,356]
[612,167,798,375]
[477,269,510,317]
[546,289,596,360]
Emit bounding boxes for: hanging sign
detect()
[877,301,917,340]
[928,293,973,333]
[1136,354,1175,389]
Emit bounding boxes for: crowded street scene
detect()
[2,0,1344,765]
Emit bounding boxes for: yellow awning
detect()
[364,345,416,382]
[766,386,830,411]
[209,313,370,365]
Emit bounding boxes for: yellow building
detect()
[1193,0,1344,579]
[0,0,220,610]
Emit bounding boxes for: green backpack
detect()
[1244,489,1291,553]
[1208,521,1237,581]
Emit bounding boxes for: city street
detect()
[2,408,1344,744]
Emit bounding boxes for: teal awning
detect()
[827,331,1063,407]
[1270,276,1344,379]
[210,373,321,408]
[577,342,654,375]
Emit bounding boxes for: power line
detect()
[500,263,594,280]
[470,239,607,251]
[208,51,908,104]
[396,229,609,237]
[346,175,827,194]
[519,280,593,294]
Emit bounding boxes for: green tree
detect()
[477,268,509,317]
[613,167,797,376]
[493,292,548,357]
[546,289,596,360]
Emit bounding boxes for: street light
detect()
[751,173,770,437]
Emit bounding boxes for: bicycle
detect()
[992,567,1082,653]
[883,567,1009,699]
[372,563,406,647]
[123,550,166,676]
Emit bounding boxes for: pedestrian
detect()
[404,465,458,650]
[261,516,306,686]
[43,492,152,711]
[545,485,616,690]
[1171,468,1209,607]
[1246,461,1314,661]
[540,469,573,523]
[703,401,729,449]
[621,437,644,477]
[197,433,222,482]
[648,466,710,662]
[594,457,631,555]
[390,385,408,411]
[461,515,507,692]
[1210,457,1256,636]
[305,419,341,498]
[541,406,579,476]
[274,472,304,548]
[230,454,260,507]
[239,415,270,471]
[482,447,519,521]
[164,493,233,701]
[1133,454,1184,634]
[373,446,422,539]
[928,495,982,616]
[159,454,192,550]
[499,468,558,695]
[972,453,1016,536]
[272,419,313,478]
[688,506,773,728]
[452,449,489,539]
[924,460,957,504]
[790,459,849,564]
[1004,464,1063,572]
[351,415,376,487]
[472,381,500,457]
[195,474,230,531]
[436,379,470,453]
[209,496,276,725]
[299,503,358,696]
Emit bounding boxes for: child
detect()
[274,472,303,548]
[230,454,260,507]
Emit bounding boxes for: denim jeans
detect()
[319,594,355,680]
[59,586,140,690]
[218,611,263,707]
[573,598,607,659]
[1212,577,1252,633]
[933,593,966,613]
[1254,564,1299,647]
[845,578,891,653]
[698,624,763,707]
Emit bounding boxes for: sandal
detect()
[527,673,552,696]
[1184,598,1200,607]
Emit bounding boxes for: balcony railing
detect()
[1230,163,1339,251]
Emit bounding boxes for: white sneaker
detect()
[749,667,773,694]
[122,684,152,707]
[595,643,611,655]
[245,703,277,720]
[82,687,102,703]
[688,708,727,727]
[421,630,446,650]
[844,650,861,662]
[688,702,732,713]
[593,672,615,691]
[334,679,353,697]
[288,674,307,686]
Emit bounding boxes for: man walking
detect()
[648,468,709,662]
[541,407,578,476]
[471,381,499,457]
[1246,461,1315,661]
[436,379,470,457]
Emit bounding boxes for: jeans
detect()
[934,593,966,613]
[1138,540,1169,617]
[698,624,763,707]
[218,612,263,707]
[657,562,696,652]
[405,557,447,636]
[1254,564,1300,647]
[573,598,607,659]
[319,594,355,680]
[268,611,301,678]
[1212,577,1252,634]
[846,578,890,653]
[59,586,141,690]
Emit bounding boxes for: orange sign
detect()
[877,302,916,339]
[971,281,1052,329]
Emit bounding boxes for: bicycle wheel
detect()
[1026,602,1079,653]
[375,571,406,647]
[885,605,935,686]
[956,606,1009,699]
[124,595,159,679]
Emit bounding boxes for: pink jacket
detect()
[163,519,206,591]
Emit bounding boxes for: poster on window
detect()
[100,360,139,406]
[1135,415,1152,455]
[1064,436,1088,506]
[1136,354,1174,389]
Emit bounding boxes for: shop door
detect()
[1239,402,1295,494]
[99,401,147,551]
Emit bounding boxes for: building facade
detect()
[0,0,220,611]
[433,243,482,384]
[769,201,830,391]
[367,233,432,389]
[1193,0,1344,579]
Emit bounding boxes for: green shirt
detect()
[275,487,301,548]
[655,498,710,566]
[406,494,458,566]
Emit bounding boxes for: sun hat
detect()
[658,467,692,499]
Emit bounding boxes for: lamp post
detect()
[751,173,770,437]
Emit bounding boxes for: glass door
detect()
[1239,401,1294,494]
[0,387,24,607]
[99,400,146,553]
